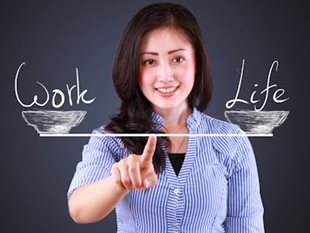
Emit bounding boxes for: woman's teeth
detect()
[157,86,178,93]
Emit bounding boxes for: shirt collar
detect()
[151,107,202,132]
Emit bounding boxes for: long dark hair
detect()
[105,2,213,173]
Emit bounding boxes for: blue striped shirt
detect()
[68,108,265,232]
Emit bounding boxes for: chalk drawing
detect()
[15,59,290,137]
[224,110,289,134]
[39,133,273,137]
[15,62,95,134]
[225,59,289,134]
[22,110,87,134]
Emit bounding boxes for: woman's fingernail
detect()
[144,179,150,188]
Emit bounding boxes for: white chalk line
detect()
[39,133,273,137]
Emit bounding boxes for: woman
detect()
[67,3,265,232]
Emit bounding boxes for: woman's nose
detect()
[157,62,174,82]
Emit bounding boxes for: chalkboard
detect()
[1,1,308,232]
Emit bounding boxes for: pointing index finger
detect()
[141,136,157,164]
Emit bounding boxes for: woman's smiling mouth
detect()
[155,86,180,96]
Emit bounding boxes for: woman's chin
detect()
[151,101,189,113]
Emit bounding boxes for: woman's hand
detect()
[111,136,158,192]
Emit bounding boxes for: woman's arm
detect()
[68,176,127,223]
[68,136,158,223]
[225,136,265,233]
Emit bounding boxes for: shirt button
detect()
[174,189,180,195]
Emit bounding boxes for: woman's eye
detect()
[173,56,184,63]
[143,59,156,65]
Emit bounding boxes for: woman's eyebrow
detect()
[140,48,186,56]
[168,48,186,54]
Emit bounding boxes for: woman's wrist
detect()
[108,175,129,195]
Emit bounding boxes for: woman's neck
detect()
[154,104,192,133]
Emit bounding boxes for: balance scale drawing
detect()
[16,60,289,138]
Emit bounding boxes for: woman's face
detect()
[139,27,196,113]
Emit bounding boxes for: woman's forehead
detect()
[140,27,193,52]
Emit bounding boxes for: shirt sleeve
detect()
[67,128,119,199]
[225,135,265,233]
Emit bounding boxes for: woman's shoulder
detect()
[198,111,242,135]
[197,111,250,155]
[86,125,128,155]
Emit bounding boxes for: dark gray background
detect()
[1,0,308,232]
